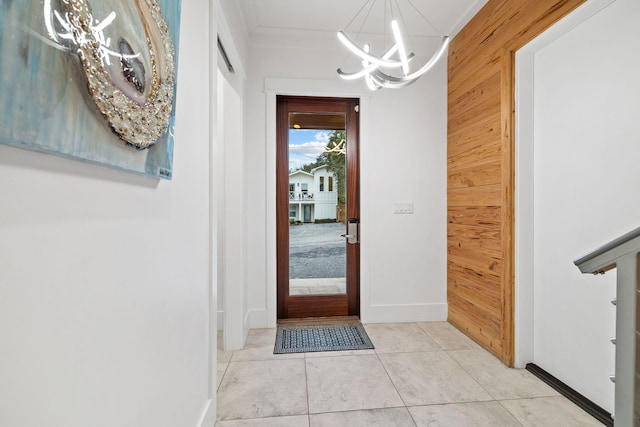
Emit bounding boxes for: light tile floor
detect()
[216,322,603,426]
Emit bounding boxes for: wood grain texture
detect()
[448,206,501,228]
[447,0,585,366]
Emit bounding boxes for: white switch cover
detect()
[393,201,414,214]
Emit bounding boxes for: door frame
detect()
[264,80,370,328]
[514,0,617,368]
[276,95,360,319]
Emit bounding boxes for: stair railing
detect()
[575,227,640,426]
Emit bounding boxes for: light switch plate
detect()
[393,201,414,214]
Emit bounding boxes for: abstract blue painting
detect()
[0,0,181,179]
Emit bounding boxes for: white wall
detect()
[517,0,640,411]
[215,0,251,352]
[218,69,248,350]
[0,1,217,426]
[243,33,448,326]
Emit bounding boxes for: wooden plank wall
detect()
[447,0,585,366]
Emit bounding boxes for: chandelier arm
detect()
[337,31,406,67]
[368,72,385,85]
[369,72,413,89]
[337,44,417,80]
[399,36,450,80]
[370,70,418,88]
[390,20,409,76]
[365,35,449,85]
[337,66,378,80]
[365,73,382,90]
[336,43,397,79]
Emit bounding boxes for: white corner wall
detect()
[517,0,640,412]
[244,35,448,326]
[215,0,251,349]
[218,70,249,349]
[0,1,217,426]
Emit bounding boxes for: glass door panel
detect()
[287,113,347,296]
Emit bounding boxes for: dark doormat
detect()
[274,323,375,354]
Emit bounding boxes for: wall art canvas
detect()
[0,0,181,179]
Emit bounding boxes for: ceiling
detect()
[237,0,488,41]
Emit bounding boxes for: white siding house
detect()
[289,165,338,222]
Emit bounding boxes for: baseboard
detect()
[219,309,268,331]
[525,363,613,426]
[362,303,447,324]
[196,399,215,427]
[238,305,447,329]
[246,309,268,329]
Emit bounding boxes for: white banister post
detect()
[574,227,640,426]
[614,253,639,426]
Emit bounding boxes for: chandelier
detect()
[336,0,450,90]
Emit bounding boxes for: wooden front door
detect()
[276,96,360,319]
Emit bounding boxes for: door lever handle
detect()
[344,218,359,244]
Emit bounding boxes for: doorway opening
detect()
[276,96,360,320]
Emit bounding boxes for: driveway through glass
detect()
[289,222,346,295]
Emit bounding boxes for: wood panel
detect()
[448,72,502,121]
[448,114,501,161]
[447,138,501,172]
[448,282,502,327]
[448,161,502,189]
[448,261,502,296]
[448,223,502,256]
[448,206,501,228]
[447,98,501,138]
[448,53,502,103]
[447,0,585,366]
[448,185,501,207]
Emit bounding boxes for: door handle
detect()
[343,218,359,244]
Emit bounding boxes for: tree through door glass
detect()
[288,112,347,296]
